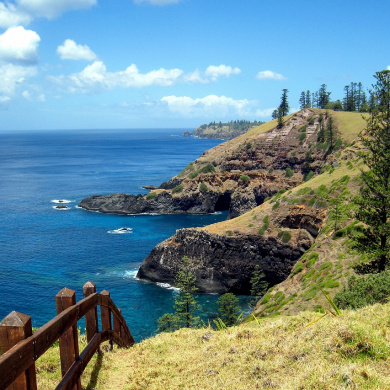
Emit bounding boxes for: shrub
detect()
[303,171,315,182]
[307,252,319,268]
[297,187,312,196]
[258,226,266,235]
[172,184,183,194]
[334,272,390,309]
[146,192,157,199]
[188,171,198,179]
[200,163,215,174]
[272,202,280,210]
[278,230,292,243]
[285,167,294,178]
[199,182,208,193]
[291,262,304,276]
[239,174,250,183]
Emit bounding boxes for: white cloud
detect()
[0,0,97,28]
[387,66,390,70]
[0,63,37,95]
[50,63,240,93]
[0,3,30,27]
[205,64,241,80]
[0,26,40,64]
[161,94,254,117]
[51,61,185,93]
[57,39,97,61]
[134,0,181,5]
[256,70,286,81]
[255,108,276,118]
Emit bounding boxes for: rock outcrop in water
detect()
[79,173,298,217]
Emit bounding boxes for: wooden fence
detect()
[0,281,135,390]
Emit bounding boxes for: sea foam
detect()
[107,227,133,234]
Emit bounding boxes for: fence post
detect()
[100,290,113,350]
[83,282,98,342]
[0,311,37,390]
[56,288,81,390]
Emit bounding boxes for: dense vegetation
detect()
[190,119,264,140]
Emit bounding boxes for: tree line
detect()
[272,77,383,129]
[298,82,371,112]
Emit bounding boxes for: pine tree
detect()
[299,91,306,110]
[326,115,336,151]
[250,265,268,305]
[279,88,289,116]
[353,70,390,272]
[173,256,200,328]
[217,293,241,326]
[317,113,325,143]
[318,84,331,108]
[305,90,311,108]
[156,256,199,332]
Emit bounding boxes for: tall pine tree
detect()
[157,256,199,332]
[353,70,390,271]
[279,88,289,116]
[174,256,200,328]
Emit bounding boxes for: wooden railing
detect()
[0,281,135,390]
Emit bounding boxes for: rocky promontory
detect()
[79,172,298,217]
[137,203,326,293]
[79,109,338,219]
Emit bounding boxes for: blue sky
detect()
[0,0,389,130]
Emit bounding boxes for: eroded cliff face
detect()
[137,204,326,293]
[79,109,335,219]
[137,229,312,294]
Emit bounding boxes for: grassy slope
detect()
[37,303,390,389]
[195,110,366,314]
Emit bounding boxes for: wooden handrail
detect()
[0,282,135,390]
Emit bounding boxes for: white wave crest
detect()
[107,227,133,234]
[156,282,180,291]
[51,199,73,204]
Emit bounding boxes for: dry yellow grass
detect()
[35,302,390,389]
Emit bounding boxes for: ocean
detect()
[0,129,251,341]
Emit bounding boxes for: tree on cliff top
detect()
[353,70,390,272]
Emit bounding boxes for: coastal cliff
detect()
[137,203,324,293]
[79,109,336,218]
[81,109,368,307]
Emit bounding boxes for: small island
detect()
[184,119,264,140]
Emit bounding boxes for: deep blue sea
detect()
[0,129,251,341]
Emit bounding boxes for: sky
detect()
[0,0,389,130]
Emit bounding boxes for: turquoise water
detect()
[0,129,251,341]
